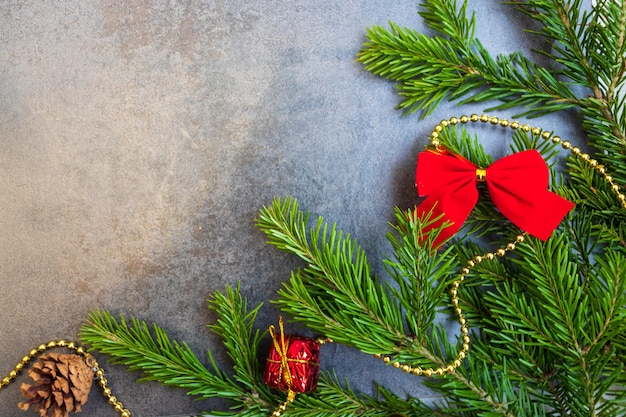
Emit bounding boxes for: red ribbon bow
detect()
[415,149,575,248]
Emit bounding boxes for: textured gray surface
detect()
[1,2,585,416]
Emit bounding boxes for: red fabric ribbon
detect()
[415,149,575,248]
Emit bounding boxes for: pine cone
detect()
[18,353,94,417]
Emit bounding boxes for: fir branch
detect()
[471,229,626,416]
[207,285,270,397]
[516,236,586,350]
[79,310,243,401]
[259,198,524,415]
[79,286,283,414]
[256,197,407,352]
[448,228,626,416]
[497,0,626,177]
[257,197,469,371]
[484,236,585,353]
[384,207,459,340]
[578,101,626,181]
[357,0,580,117]
[357,22,481,115]
[507,0,596,84]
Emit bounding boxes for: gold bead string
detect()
[315,336,334,345]
[0,340,131,417]
[271,395,295,417]
[374,114,626,377]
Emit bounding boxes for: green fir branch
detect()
[258,197,527,415]
[471,229,626,416]
[256,197,406,353]
[207,285,267,394]
[79,310,243,400]
[79,285,280,415]
[438,214,626,416]
[257,197,466,367]
[357,0,580,118]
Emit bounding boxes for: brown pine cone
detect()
[18,353,94,417]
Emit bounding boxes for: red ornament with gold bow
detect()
[263,317,320,416]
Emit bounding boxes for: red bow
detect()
[415,149,575,248]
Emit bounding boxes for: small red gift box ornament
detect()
[264,317,320,400]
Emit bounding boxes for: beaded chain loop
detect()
[0,340,131,417]
[373,114,626,377]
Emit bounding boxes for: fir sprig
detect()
[79,285,276,415]
[256,197,462,364]
[508,0,626,179]
[359,0,626,181]
[79,310,241,400]
[451,227,626,416]
[256,197,405,353]
[257,197,521,414]
[357,0,580,118]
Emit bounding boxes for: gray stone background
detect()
[1,1,587,416]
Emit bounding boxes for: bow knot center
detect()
[475,168,487,182]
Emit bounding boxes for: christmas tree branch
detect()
[79,285,280,414]
[79,310,244,400]
[207,285,267,393]
[79,281,516,416]
[257,197,463,362]
[359,0,626,189]
[471,0,626,179]
[256,197,406,351]
[464,228,626,415]
[357,0,580,117]
[515,0,626,177]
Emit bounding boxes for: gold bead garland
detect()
[374,114,626,376]
[0,340,131,417]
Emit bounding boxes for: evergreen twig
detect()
[357,0,580,118]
